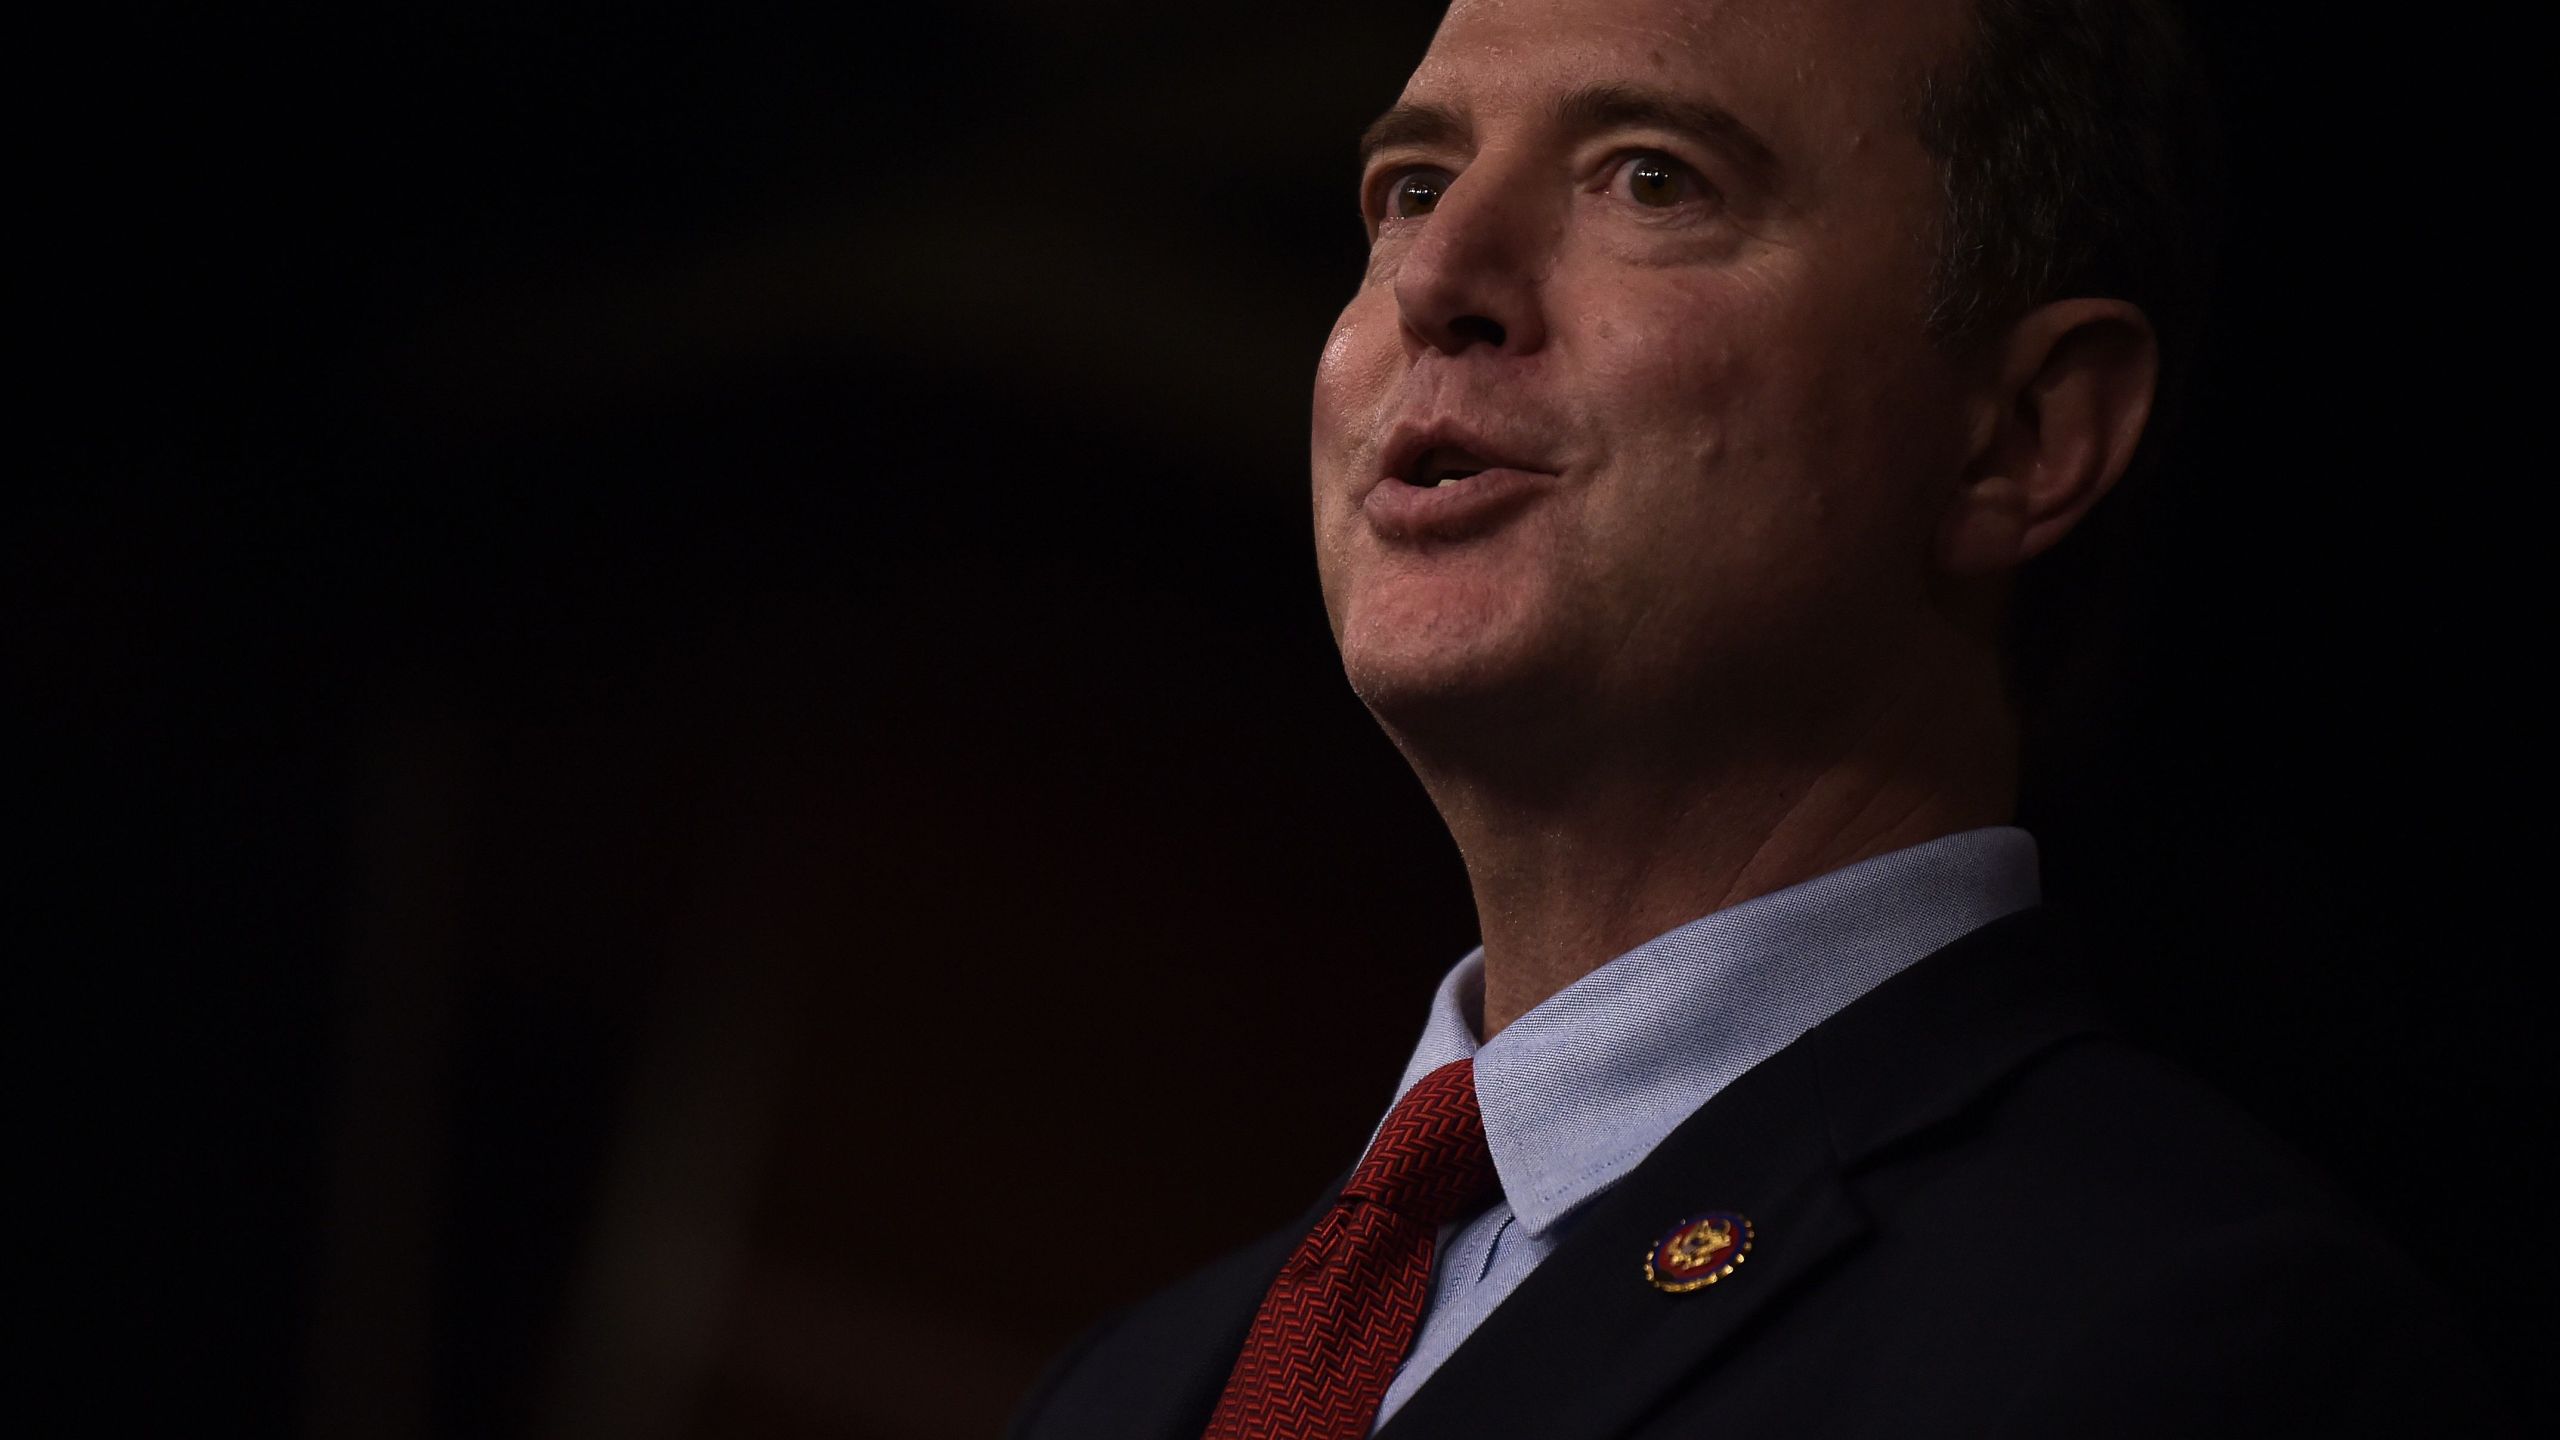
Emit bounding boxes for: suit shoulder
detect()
[1830,1037,2510,1431]
[1008,1222,1297,1440]
[1901,1031,2369,1223]
[1848,1031,2407,1319]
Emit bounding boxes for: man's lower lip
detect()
[1363,468,1550,540]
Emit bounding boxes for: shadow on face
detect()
[1310,0,1987,765]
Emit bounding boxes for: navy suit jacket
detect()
[1011,909,2510,1438]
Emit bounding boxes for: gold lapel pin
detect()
[1645,1211,1754,1293]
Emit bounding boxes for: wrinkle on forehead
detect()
[1408,0,1960,182]
[1422,0,1958,90]
[1431,0,1792,60]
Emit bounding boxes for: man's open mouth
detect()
[1409,447,1496,488]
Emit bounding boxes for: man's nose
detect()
[1392,158,1551,358]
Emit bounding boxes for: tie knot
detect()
[1342,1058,1497,1225]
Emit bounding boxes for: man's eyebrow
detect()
[1554,83,1782,188]
[1356,101,1469,168]
[1355,86,1781,190]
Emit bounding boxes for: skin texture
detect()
[1310,0,2158,1036]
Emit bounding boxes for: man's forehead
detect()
[1431,0,1747,55]
[1403,0,1962,131]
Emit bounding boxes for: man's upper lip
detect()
[1376,419,1553,491]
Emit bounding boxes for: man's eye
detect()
[1616,152,1705,209]
[1383,168,1452,220]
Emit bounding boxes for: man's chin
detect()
[1341,637,1575,757]
[1327,564,1586,746]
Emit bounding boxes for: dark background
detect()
[29,3,2544,1437]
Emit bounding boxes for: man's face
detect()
[1312,0,1977,754]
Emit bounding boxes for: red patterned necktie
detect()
[1203,1057,1499,1440]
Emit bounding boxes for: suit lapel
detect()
[1375,909,2099,1440]
[1112,1176,1351,1440]
[1371,1013,1869,1440]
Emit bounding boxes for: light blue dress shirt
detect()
[1364,826,2043,1430]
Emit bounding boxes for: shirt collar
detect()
[1375,826,2042,1235]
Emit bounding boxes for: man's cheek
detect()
[1313,316,1400,486]
[1580,305,1752,428]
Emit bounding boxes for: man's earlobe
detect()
[1937,471,2032,577]
[1936,298,2159,577]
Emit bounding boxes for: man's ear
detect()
[1937,298,2159,577]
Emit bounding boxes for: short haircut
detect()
[1911,0,2224,740]
[1914,0,2221,391]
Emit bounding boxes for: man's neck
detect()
[1402,681,2017,1040]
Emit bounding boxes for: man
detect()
[1013,0,2505,1435]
